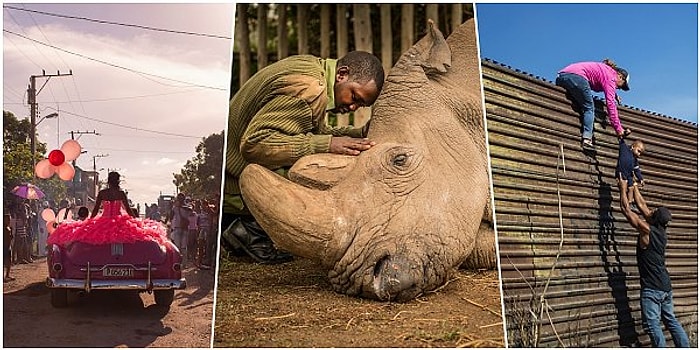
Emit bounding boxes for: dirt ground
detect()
[214,254,505,348]
[2,257,215,348]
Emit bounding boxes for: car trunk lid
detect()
[64,241,168,266]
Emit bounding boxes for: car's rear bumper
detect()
[46,277,187,291]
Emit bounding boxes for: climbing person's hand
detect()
[618,128,632,139]
[615,94,622,105]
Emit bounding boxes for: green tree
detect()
[173,131,224,201]
[3,110,66,206]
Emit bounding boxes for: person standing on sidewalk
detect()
[4,213,15,282]
[167,193,192,266]
[12,201,32,264]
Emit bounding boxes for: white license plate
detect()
[102,267,134,277]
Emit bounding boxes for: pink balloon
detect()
[35,159,54,179]
[60,140,82,161]
[56,162,75,181]
[41,208,56,222]
[46,221,56,234]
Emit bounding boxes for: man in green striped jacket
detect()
[221,51,385,264]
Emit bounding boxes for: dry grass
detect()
[214,255,504,347]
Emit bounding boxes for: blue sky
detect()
[476,3,698,123]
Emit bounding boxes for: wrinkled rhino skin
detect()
[240,19,494,302]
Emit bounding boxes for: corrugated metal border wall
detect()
[482,59,698,347]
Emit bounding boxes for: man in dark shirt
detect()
[619,181,689,347]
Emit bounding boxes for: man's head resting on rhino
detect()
[332,51,385,115]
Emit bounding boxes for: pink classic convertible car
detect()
[46,239,186,308]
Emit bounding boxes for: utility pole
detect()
[92,154,108,196]
[28,70,73,176]
[70,129,100,140]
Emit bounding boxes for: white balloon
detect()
[41,208,56,222]
[56,162,75,181]
[35,159,54,179]
[60,140,82,161]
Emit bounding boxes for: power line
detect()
[3,9,45,70]
[3,85,25,102]
[3,29,228,91]
[46,108,203,139]
[90,147,196,154]
[20,4,72,71]
[3,5,232,40]
[3,88,202,104]
[5,7,88,126]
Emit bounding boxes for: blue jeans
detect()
[641,288,690,347]
[556,73,594,140]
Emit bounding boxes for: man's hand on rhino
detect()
[330,136,375,156]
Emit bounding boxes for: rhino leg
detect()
[461,221,496,270]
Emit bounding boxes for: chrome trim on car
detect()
[79,264,159,272]
[46,277,187,291]
[85,261,91,292]
[147,261,153,290]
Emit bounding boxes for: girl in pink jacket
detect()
[556,59,631,151]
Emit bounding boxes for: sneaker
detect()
[623,128,632,138]
[581,138,595,151]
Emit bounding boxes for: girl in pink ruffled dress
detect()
[47,172,169,247]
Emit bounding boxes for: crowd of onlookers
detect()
[4,198,52,282]
[146,193,220,270]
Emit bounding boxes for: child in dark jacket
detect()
[616,139,645,206]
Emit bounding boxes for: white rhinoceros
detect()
[240,19,495,302]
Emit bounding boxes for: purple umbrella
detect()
[11,183,45,200]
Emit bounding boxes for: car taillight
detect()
[172,263,181,272]
[52,263,63,272]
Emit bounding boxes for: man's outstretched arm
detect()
[632,185,652,221]
[620,180,651,249]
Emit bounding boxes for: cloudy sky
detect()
[3,3,234,207]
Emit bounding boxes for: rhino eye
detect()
[393,154,408,167]
[380,146,424,188]
[382,146,419,174]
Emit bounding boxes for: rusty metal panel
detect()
[482,59,698,347]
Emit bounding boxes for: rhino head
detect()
[240,19,492,301]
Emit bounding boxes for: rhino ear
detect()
[443,19,480,94]
[418,19,451,75]
[387,19,451,84]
